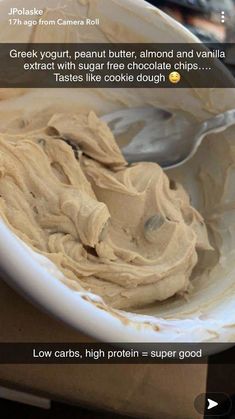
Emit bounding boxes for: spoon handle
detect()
[201,109,235,136]
[171,109,235,170]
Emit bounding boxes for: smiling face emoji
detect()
[169,71,181,84]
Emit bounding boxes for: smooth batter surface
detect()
[0,111,212,309]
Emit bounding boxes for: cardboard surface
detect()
[0,279,207,418]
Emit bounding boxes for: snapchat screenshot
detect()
[0,1,234,418]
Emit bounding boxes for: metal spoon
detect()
[101,107,235,168]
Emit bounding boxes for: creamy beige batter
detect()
[0,0,233,341]
[0,110,212,309]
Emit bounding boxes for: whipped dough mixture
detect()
[0,110,212,309]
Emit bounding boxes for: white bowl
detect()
[0,0,235,343]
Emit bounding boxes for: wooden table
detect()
[0,279,207,419]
